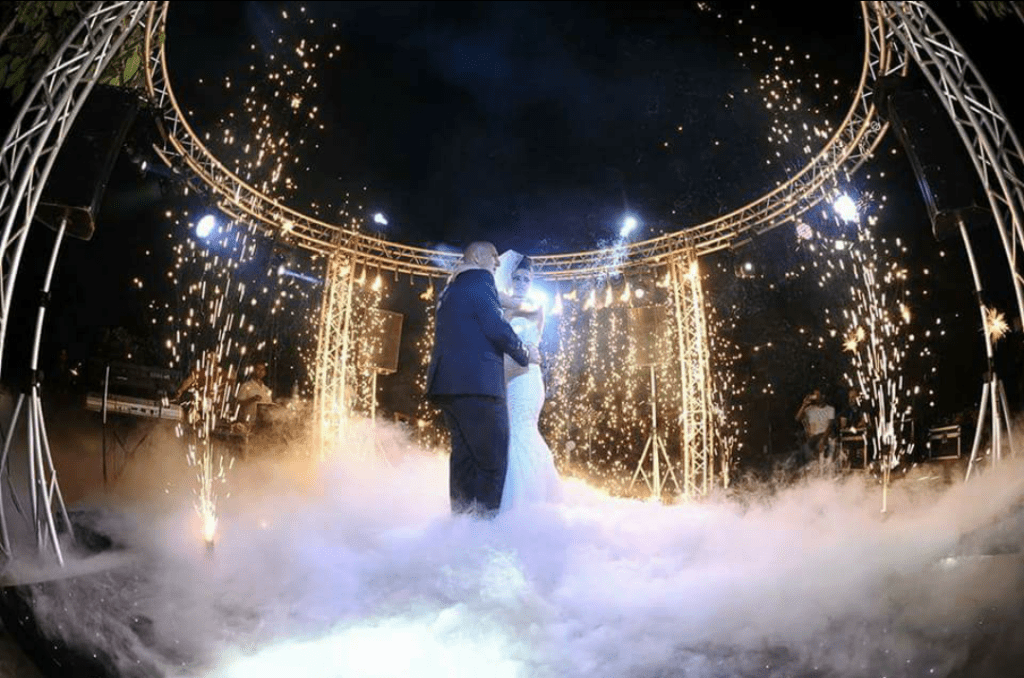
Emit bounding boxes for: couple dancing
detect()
[426,241,561,516]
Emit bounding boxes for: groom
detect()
[427,241,539,516]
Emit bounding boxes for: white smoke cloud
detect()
[8,417,1024,677]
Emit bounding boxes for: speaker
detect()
[628,305,666,367]
[880,82,989,240]
[364,309,403,374]
[35,85,140,240]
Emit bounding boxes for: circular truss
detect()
[141,1,906,280]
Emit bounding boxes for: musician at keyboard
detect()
[171,354,237,430]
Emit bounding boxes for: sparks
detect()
[984,306,1009,343]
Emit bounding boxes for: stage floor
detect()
[0,399,1021,677]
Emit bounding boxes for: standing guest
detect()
[795,388,836,472]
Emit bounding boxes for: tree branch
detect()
[0,13,18,52]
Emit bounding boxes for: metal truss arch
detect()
[140,2,903,280]
[0,1,151,380]
[878,2,1024,328]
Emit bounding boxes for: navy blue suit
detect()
[427,268,530,514]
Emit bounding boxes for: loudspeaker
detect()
[364,309,403,374]
[628,305,666,367]
[880,82,989,240]
[35,85,140,240]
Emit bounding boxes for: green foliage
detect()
[0,1,164,104]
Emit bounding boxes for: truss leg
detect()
[629,436,654,491]
[966,382,991,482]
[998,380,1017,459]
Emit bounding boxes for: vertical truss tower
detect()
[670,253,714,498]
[313,254,356,456]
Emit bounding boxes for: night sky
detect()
[3,1,1023,464]
[164,1,866,251]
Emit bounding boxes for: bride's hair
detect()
[515,255,533,273]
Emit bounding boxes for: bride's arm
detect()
[498,290,517,310]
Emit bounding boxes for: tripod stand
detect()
[629,363,680,500]
[0,217,73,564]
[958,220,1018,482]
[965,376,1016,481]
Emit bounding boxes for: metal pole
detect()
[960,220,999,479]
[338,259,357,426]
[102,364,109,485]
[998,380,1017,459]
[991,375,1001,466]
[0,394,24,557]
[966,382,991,481]
[651,364,660,499]
[370,370,378,428]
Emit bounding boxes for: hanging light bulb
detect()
[420,282,434,301]
[551,292,563,316]
[371,271,383,292]
[603,284,613,308]
[620,281,632,303]
[583,288,596,311]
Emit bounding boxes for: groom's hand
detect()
[527,344,542,365]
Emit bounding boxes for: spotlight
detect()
[277,266,323,285]
[196,214,217,238]
[735,260,758,278]
[834,193,859,224]
[373,212,388,226]
[620,215,639,238]
[527,287,550,311]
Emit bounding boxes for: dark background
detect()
[2,1,1022,470]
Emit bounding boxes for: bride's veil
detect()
[494,250,524,296]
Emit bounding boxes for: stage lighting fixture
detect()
[834,193,858,224]
[735,260,758,278]
[528,287,550,311]
[277,267,323,285]
[373,213,388,226]
[196,214,217,238]
[620,215,639,238]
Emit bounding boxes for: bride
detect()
[494,251,561,511]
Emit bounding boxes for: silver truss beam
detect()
[670,255,714,498]
[0,1,150,380]
[140,2,903,280]
[312,255,357,457]
[880,2,1024,330]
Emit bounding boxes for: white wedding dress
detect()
[501,315,561,512]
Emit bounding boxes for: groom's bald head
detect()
[462,241,500,275]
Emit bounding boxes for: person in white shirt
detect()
[236,361,272,431]
[795,388,836,471]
